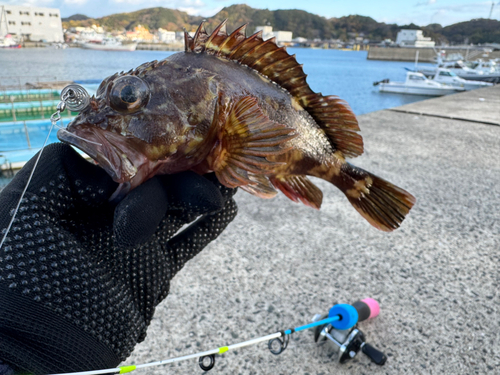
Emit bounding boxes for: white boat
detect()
[374,72,465,96]
[431,68,494,91]
[0,34,21,48]
[419,57,500,84]
[79,38,137,52]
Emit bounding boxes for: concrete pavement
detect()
[126,85,500,374]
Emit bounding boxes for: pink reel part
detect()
[361,298,380,319]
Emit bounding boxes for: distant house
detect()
[0,4,64,42]
[396,29,435,47]
[255,26,292,44]
[125,25,153,42]
[158,28,175,43]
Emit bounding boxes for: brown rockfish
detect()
[57,20,415,231]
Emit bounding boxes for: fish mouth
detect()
[57,125,149,190]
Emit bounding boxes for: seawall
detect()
[368,47,500,62]
[136,42,184,51]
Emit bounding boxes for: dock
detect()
[124,85,500,374]
[367,46,500,62]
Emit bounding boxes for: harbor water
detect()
[0,48,435,186]
[0,48,435,116]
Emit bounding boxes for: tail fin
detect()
[338,163,416,232]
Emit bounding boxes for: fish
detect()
[57,20,415,232]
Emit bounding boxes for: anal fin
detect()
[211,96,297,189]
[271,175,323,209]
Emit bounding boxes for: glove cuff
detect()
[0,284,120,375]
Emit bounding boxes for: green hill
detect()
[440,19,500,44]
[63,7,202,31]
[62,5,500,44]
[202,4,334,40]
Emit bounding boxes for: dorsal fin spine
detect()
[251,47,287,68]
[183,29,192,52]
[193,21,206,45]
[228,31,263,59]
[220,24,247,56]
[205,19,228,52]
[240,37,276,65]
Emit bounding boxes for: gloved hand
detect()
[0,143,237,375]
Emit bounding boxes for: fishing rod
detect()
[47,299,386,375]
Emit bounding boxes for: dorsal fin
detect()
[185,20,363,158]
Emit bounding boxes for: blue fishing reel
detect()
[312,298,387,365]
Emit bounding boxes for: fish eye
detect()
[109,75,150,113]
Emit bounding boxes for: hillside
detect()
[63,7,202,31]
[62,5,500,44]
[440,18,500,44]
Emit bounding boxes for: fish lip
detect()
[57,126,126,183]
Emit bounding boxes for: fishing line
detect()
[0,114,55,250]
[0,85,93,251]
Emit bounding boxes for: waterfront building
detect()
[255,26,292,45]
[158,28,176,43]
[175,31,185,41]
[125,24,153,42]
[71,25,105,42]
[0,4,63,42]
[396,29,435,47]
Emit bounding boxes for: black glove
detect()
[0,143,237,375]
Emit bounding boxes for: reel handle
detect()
[362,343,387,365]
[351,298,380,323]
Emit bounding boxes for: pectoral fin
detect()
[211,96,296,189]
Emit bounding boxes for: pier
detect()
[368,46,500,62]
[124,85,500,374]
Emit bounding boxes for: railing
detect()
[0,98,79,122]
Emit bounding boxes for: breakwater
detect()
[136,42,184,51]
[368,47,500,62]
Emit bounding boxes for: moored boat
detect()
[431,68,494,91]
[0,34,21,48]
[419,57,500,84]
[79,38,137,51]
[374,72,465,96]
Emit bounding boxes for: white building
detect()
[158,28,176,43]
[255,26,292,44]
[0,5,64,42]
[396,29,435,47]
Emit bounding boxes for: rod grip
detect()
[351,298,380,323]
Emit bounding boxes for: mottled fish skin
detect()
[166,53,338,173]
[58,20,415,231]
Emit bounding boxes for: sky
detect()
[2,0,500,26]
